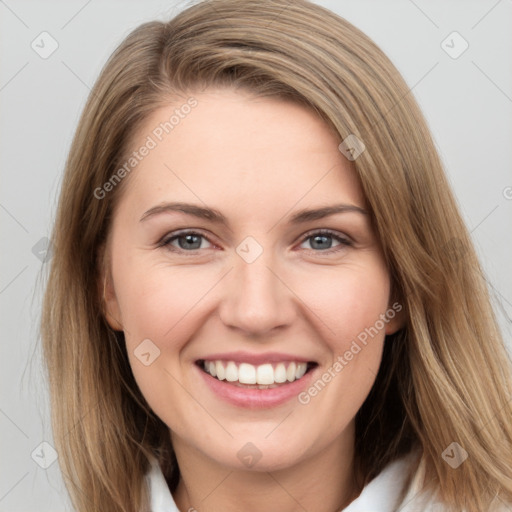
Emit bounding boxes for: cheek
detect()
[114,258,212,343]
[292,258,391,350]
[114,249,391,363]
[113,261,216,423]
[291,262,390,437]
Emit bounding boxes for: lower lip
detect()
[197,364,316,409]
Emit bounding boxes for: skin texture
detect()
[103,88,403,512]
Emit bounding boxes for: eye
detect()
[160,230,214,252]
[298,229,352,253]
[159,228,352,255]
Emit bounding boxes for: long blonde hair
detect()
[41,1,512,510]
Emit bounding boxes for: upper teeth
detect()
[203,360,308,385]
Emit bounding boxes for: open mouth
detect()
[196,359,318,389]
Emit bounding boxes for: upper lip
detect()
[198,351,316,365]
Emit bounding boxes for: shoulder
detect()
[343,448,444,512]
[394,450,446,512]
[143,450,437,512]
[361,450,511,512]
[144,456,180,512]
[142,451,510,512]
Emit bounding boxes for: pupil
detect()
[180,234,201,250]
[312,234,331,250]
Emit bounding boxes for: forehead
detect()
[117,89,365,222]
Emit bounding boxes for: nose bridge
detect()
[219,240,294,335]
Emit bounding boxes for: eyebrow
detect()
[139,201,367,226]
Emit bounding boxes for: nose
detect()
[217,249,296,337]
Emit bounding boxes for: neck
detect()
[171,423,361,512]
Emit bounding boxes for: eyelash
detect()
[158,229,353,255]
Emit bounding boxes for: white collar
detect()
[145,449,439,512]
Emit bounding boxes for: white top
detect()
[144,449,449,511]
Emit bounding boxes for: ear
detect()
[98,242,124,332]
[384,300,406,335]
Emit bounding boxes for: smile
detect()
[195,352,319,408]
[199,360,315,388]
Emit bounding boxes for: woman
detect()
[41,1,512,511]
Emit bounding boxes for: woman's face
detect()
[103,88,402,472]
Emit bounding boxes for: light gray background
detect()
[1,0,511,510]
